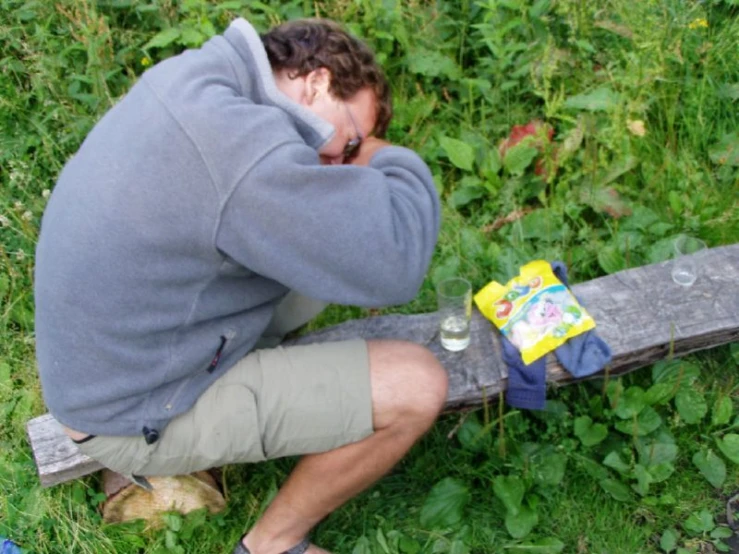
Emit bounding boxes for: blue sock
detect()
[550,262,612,377]
[499,261,612,409]
[501,335,547,410]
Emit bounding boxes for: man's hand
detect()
[346,137,392,166]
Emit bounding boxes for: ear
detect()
[305,67,332,105]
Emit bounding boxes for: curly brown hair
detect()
[261,19,392,138]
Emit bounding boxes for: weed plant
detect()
[1,0,737,553]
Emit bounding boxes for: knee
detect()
[368,340,448,426]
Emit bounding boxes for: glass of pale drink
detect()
[671,235,706,287]
[436,277,472,352]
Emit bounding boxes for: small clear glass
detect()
[436,278,472,352]
[671,235,707,287]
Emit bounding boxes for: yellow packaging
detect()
[474,260,595,364]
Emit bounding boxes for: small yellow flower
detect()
[141,56,152,67]
[627,119,647,137]
[688,18,708,30]
[42,189,51,199]
[22,210,32,221]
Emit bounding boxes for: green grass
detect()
[1,0,738,552]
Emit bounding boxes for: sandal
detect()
[232,536,310,554]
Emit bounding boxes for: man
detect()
[34,17,446,554]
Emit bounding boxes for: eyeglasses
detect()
[343,103,363,160]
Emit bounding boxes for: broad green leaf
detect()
[352,536,372,554]
[614,387,646,419]
[593,157,639,190]
[717,83,739,101]
[449,539,469,554]
[460,228,486,260]
[533,453,567,487]
[667,190,683,215]
[614,406,662,436]
[407,49,462,80]
[420,478,470,528]
[652,360,700,387]
[597,245,626,274]
[503,143,538,176]
[711,527,734,540]
[144,28,182,49]
[647,237,678,263]
[649,462,675,483]
[376,529,390,553]
[449,184,486,208]
[564,87,620,112]
[505,506,538,539]
[675,388,708,424]
[648,222,674,237]
[399,537,421,554]
[660,528,679,552]
[684,509,714,535]
[632,464,653,496]
[708,133,739,166]
[635,430,678,467]
[558,120,584,162]
[574,416,608,447]
[578,456,609,481]
[493,475,525,515]
[179,26,205,47]
[692,450,726,488]
[580,184,641,219]
[716,434,739,464]
[603,451,630,474]
[600,478,631,502]
[520,209,566,242]
[457,415,492,452]
[431,256,461,286]
[712,397,733,427]
[505,537,565,553]
[581,185,632,218]
[644,383,676,406]
[623,206,660,231]
[440,136,475,171]
[482,148,502,176]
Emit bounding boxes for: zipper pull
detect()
[207,335,227,373]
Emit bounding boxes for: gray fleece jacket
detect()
[34,19,440,438]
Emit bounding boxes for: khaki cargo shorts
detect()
[75,294,373,478]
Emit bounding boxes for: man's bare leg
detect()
[242,340,448,554]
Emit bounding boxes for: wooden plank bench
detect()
[27,244,739,488]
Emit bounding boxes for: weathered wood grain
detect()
[26,413,104,487]
[288,244,739,408]
[27,244,739,487]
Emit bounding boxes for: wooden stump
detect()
[101,469,226,525]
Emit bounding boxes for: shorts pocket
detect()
[137,384,267,476]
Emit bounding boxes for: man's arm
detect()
[215,140,440,308]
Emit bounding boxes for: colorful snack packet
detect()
[474,260,595,364]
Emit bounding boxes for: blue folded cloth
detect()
[1,538,22,554]
[503,261,612,410]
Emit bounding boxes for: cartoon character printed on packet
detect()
[503,285,584,351]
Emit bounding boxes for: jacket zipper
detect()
[207,335,228,373]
